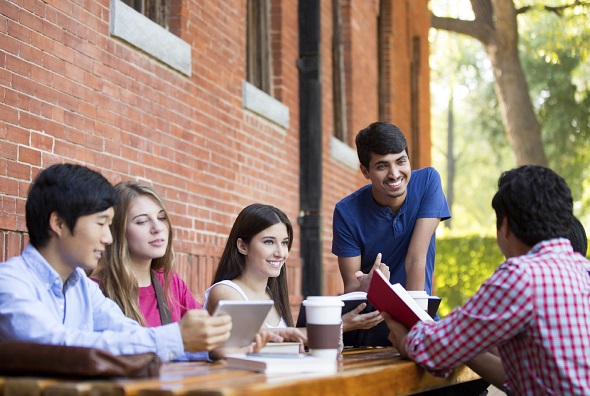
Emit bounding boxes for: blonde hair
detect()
[93,181,175,325]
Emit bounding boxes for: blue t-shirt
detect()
[332,167,450,294]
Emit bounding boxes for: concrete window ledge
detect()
[242,81,289,129]
[109,0,191,76]
[330,136,358,170]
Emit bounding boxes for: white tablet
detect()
[213,300,274,348]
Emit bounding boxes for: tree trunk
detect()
[484,0,547,166]
[432,0,548,167]
[446,92,454,230]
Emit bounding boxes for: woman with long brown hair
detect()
[205,203,381,342]
[205,203,296,329]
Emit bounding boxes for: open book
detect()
[340,290,441,320]
[295,291,392,347]
[225,353,337,374]
[367,269,432,329]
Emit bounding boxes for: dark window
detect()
[247,0,273,95]
[332,0,348,142]
[122,0,168,29]
[411,36,421,165]
[378,0,392,122]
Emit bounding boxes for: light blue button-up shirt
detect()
[0,244,185,361]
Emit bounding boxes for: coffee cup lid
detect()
[302,296,344,307]
[406,290,429,297]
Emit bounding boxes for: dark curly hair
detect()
[355,122,408,170]
[568,216,587,256]
[491,165,572,247]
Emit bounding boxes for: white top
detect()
[204,280,287,328]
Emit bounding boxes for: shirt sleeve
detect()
[417,168,451,221]
[0,270,185,362]
[88,279,185,360]
[172,272,202,314]
[404,262,533,377]
[332,204,361,257]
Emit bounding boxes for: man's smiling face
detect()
[362,150,411,206]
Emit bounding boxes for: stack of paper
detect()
[258,342,302,355]
[225,353,338,374]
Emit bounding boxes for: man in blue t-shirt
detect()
[333,122,450,295]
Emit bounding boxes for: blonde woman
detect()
[92,181,199,327]
[92,182,272,358]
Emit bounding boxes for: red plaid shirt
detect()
[405,238,590,396]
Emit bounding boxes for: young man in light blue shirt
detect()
[0,163,232,361]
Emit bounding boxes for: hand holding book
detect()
[341,301,383,332]
[366,269,432,329]
[381,312,411,357]
[367,269,434,355]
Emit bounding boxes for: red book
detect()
[367,269,432,329]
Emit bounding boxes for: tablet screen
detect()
[213,300,274,348]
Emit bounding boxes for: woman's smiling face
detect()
[239,222,290,279]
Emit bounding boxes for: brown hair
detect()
[211,203,294,327]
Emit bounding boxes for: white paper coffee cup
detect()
[407,290,429,311]
[303,297,344,359]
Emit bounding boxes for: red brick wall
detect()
[0,0,301,304]
[0,0,431,320]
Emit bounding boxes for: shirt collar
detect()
[363,184,407,218]
[21,244,82,292]
[528,238,573,255]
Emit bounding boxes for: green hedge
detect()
[434,235,503,316]
[434,234,590,317]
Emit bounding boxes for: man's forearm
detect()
[405,259,426,290]
[343,279,362,294]
[466,352,505,389]
[338,256,363,294]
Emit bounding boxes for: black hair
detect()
[491,165,572,247]
[355,122,409,169]
[568,216,587,256]
[25,163,119,248]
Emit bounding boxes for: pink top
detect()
[139,271,202,327]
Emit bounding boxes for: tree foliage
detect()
[432,0,549,166]
[431,0,590,320]
[518,4,590,204]
[430,23,513,232]
[435,234,504,316]
[430,0,590,226]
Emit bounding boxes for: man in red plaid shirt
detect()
[383,165,590,395]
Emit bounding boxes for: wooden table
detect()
[0,347,481,396]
